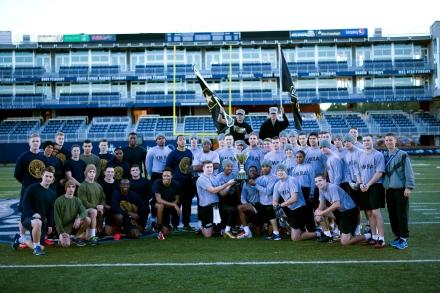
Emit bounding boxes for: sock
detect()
[329,223,335,230]
[364,233,371,240]
[333,227,340,235]
[33,242,40,249]
[315,230,322,237]
[355,225,361,234]
[89,228,96,237]
[225,226,231,232]
[401,237,407,242]
[324,230,332,237]
[244,226,251,234]
[273,231,280,235]
[379,236,384,241]
[373,234,378,240]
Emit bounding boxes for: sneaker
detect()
[157,231,165,240]
[317,235,333,243]
[366,238,377,246]
[332,231,341,241]
[44,238,55,246]
[393,239,408,250]
[33,246,45,256]
[88,236,99,246]
[11,233,20,250]
[236,231,253,239]
[113,233,121,241]
[374,239,385,249]
[182,225,195,232]
[71,237,86,247]
[389,238,401,247]
[272,233,282,241]
[223,231,236,239]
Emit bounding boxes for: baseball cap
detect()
[269,107,278,114]
[261,159,273,168]
[343,134,355,144]
[236,109,245,115]
[319,140,332,149]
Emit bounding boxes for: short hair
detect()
[129,132,137,137]
[202,160,213,166]
[296,150,306,157]
[83,139,92,144]
[384,133,396,138]
[271,136,280,141]
[64,179,76,190]
[315,174,325,179]
[349,127,358,131]
[71,144,80,150]
[55,131,64,137]
[29,133,40,139]
[99,139,108,144]
[163,167,173,174]
[175,134,185,141]
[43,166,55,174]
[263,138,272,142]
[248,132,259,138]
[298,131,308,137]
[84,164,97,176]
[130,164,140,170]
[309,132,318,138]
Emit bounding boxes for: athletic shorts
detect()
[198,205,214,228]
[255,203,276,223]
[284,206,307,231]
[360,183,385,211]
[338,208,358,235]
[21,217,46,245]
[162,207,179,228]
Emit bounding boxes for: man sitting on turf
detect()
[236,166,260,239]
[54,180,97,247]
[153,167,180,240]
[314,175,372,246]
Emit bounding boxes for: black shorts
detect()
[360,183,385,211]
[338,208,358,235]
[198,204,214,228]
[284,206,307,231]
[255,203,275,223]
[162,207,179,228]
[21,217,46,245]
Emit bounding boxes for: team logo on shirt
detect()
[179,157,192,175]
[28,159,45,178]
[114,166,124,180]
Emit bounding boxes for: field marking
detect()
[423,213,440,215]
[411,202,440,204]
[1,259,439,269]
[412,208,437,211]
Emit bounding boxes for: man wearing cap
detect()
[193,139,220,177]
[259,106,289,140]
[218,108,253,142]
[146,133,172,183]
[273,164,317,241]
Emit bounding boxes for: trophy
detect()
[235,151,249,181]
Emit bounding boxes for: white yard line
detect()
[1,259,440,269]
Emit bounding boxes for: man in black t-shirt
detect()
[152,168,180,240]
[122,132,147,176]
[218,108,253,142]
[64,145,87,186]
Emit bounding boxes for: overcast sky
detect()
[0,0,438,41]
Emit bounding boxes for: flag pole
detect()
[229,45,232,115]
[173,45,177,136]
[278,43,283,119]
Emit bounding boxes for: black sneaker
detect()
[317,235,333,243]
[71,237,86,247]
[11,233,20,250]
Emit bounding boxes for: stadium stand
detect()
[288,62,317,73]
[90,65,120,76]
[14,66,45,78]
[135,65,166,76]
[414,111,440,135]
[59,93,90,105]
[322,112,368,135]
[211,63,240,78]
[59,66,89,77]
[367,110,418,135]
[0,66,13,78]
[317,61,349,72]
[87,116,131,140]
[363,60,393,71]
[0,117,41,142]
[40,117,88,140]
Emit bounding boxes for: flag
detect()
[280,50,303,130]
[194,67,228,134]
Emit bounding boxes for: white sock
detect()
[333,227,340,235]
[379,235,384,241]
[244,226,251,234]
[373,234,378,240]
[364,233,371,240]
[273,231,280,235]
[324,230,332,237]
[89,228,96,237]
[315,231,322,237]
[225,226,231,232]
[33,242,40,249]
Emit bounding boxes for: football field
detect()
[0,157,439,292]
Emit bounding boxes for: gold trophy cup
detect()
[235,152,249,181]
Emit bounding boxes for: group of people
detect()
[11,106,415,256]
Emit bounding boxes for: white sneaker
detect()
[237,231,253,239]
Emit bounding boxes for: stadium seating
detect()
[13,93,45,105]
[414,111,440,135]
[363,87,394,102]
[135,65,165,75]
[59,93,90,105]
[394,86,428,101]
[323,112,368,135]
[40,117,88,140]
[0,117,41,142]
[87,116,131,140]
[135,116,175,138]
[90,65,119,76]
[319,88,349,102]
[184,116,219,133]
[363,60,393,71]
[242,89,272,101]
[59,66,89,77]
[317,61,349,72]
[288,62,317,73]
[394,59,427,70]
[135,91,168,105]
[166,64,194,77]
[90,92,122,104]
[242,63,272,77]
[0,66,13,78]
[367,111,417,135]
[211,63,240,78]
[14,66,45,78]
